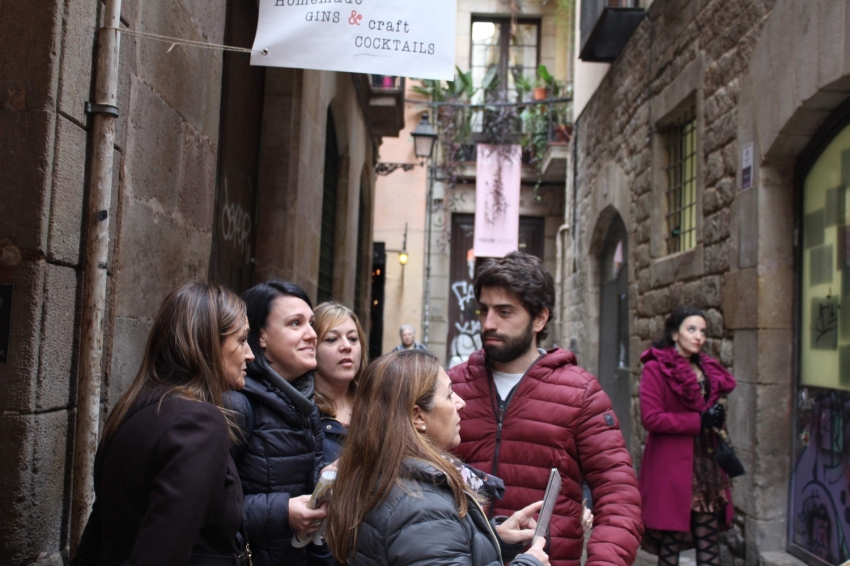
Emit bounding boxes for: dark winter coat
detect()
[320,415,346,468]
[349,459,544,566]
[72,391,244,566]
[224,367,331,566]
[449,348,643,566]
[638,347,736,532]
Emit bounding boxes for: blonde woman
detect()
[313,302,367,467]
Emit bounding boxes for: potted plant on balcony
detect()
[536,64,572,143]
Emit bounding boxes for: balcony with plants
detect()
[413,64,573,192]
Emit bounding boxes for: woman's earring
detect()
[419,426,426,432]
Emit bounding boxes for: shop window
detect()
[790,114,850,566]
[799,123,850,390]
[663,106,697,254]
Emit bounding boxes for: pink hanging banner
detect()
[474,144,522,258]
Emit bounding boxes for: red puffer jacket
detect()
[449,348,643,566]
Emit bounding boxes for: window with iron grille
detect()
[318,110,338,304]
[470,18,540,103]
[664,108,697,254]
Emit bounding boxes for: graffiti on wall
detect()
[448,249,481,368]
[791,389,850,564]
[219,177,253,259]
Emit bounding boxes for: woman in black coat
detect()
[326,349,549,566]
[72,282,255,566]
[224,281,331,566]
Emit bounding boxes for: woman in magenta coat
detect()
[638,307,736,566]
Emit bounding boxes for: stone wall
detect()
[0,0,227,563]
[253,68,376,306]
[567,0,850,562]
[564,0,781,563]
[0,1,379,564]
[106,0,228,410]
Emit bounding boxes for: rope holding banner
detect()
[106,26,267,55]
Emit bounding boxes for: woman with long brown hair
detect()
[72,281,255,566]
[326,349,549,566]
[313,302,367,467]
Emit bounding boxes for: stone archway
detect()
[575,162,632,378]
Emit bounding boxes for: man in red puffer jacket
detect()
[449,252,643,566]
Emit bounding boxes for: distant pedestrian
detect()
[326,349,549,566]
[72,282,255,566]
[639,307,736,566]
[224,281,332,566]
[392,323,428,352]
[313,302,367,467]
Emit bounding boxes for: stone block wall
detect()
[0,0,226,563]
[563,0,787,563]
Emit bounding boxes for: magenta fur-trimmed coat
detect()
[638,347,736,532]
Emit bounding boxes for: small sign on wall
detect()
[0,284,12,363]
[741,142,754,190]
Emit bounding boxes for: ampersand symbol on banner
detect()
[349,10,362,25]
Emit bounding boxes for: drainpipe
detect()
[422,163,434,346]
[70,0,122,552]
[554,223,569,347]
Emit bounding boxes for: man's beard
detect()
[482,320,535,363]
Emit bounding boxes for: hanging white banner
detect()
[251,0,457,80]
[474,144,522,258]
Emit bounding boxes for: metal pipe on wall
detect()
[422,163,434,345]
[70,0,123,551]
[554,223,569,347]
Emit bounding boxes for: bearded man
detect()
[448,251,643,566]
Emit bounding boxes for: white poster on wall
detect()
[251,0,457,80]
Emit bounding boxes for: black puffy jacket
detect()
[224,367,332,566]
[350,459,544,566]
[320,415,346,468]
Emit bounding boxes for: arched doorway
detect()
[597,215,630,449]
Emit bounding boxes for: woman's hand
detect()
[496,500,543,545]
[288,495,327,534]
[701,403,725,430]
[521,537,550,566]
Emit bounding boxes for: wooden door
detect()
[597,215,631,448]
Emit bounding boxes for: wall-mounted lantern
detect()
[375,113,437,176]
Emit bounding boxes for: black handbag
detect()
[713,434,745,478]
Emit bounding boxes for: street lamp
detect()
[375,112,438,175]
[411,113,437,160]
[386,222,409,266]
